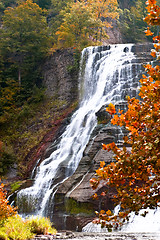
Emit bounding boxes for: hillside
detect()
[0,0,156,187]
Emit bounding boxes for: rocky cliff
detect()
[43,49,80,103]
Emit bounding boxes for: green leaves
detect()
[0,0,51,87]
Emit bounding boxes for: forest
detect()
[0,0,159,235]
[0,0,156,180]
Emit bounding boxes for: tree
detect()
[33,0,51,9]
[48,0,73,45]
[118,0,148,43]
[56,0,119,49]
[90,0,160,230]
[0,0,51,88]
[56,1,100,49]
[0,178,17,225]
[85,0,119,42]
[0,78,19,115]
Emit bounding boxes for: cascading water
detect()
[17,44,155,228]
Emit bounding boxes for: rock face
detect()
[48,44,154,231]
[51,117,125,231]
[43,49,79,104]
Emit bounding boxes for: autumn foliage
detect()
[56,0,119,49]
[90,0,160,229]
[0,179,17,225]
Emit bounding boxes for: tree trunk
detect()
[18,68,21,88]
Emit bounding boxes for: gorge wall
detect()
[43,49,79,104]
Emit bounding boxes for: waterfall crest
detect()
[18,44,145,219]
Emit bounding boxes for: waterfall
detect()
[18,44,145,219]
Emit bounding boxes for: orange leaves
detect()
[90,178,99,190]
[0,179,17,224]
[106,103,116,115]
[144,0,160,26]
[151,49,157,57]
[100,161,105,168]
[146,0,157,6]
[111,114,119,125]
[145,27,154,36]
[111,113,125,127]
[106,210,112,216]
[102,142,117,153]
[102,143,108,150]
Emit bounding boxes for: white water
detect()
[82,207,160,233]
[18,44,144,218]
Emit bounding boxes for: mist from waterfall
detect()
[17,44,156,231]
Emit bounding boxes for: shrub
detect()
[0,230,8,240]
[1,215,34,240]
[10,182,22,193]
[27,216,56,235]
[0,179,17,226]
[0,215,57,240]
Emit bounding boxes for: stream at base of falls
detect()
[54,232,160,240]
[34,232,160,240]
